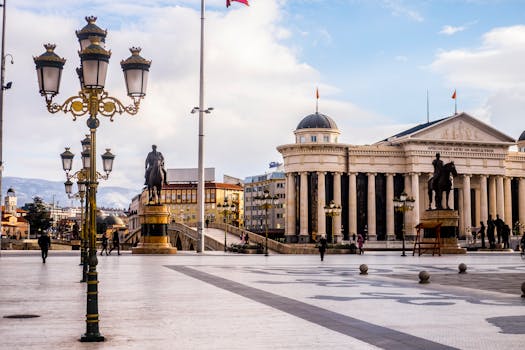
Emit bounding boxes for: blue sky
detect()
[3,0,525,205]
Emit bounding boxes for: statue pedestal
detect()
[132,204,177,255]
[421,210,466,254]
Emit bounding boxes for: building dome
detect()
[296,112,338,130]
[519,130,525,142]
[6,188,15,195]
[104,215,125,226]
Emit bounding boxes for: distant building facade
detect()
[1,188,29,239]
[278,111,525,243]
[244,166,286,235]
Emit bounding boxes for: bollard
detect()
[359,264,368,275]
[458,263,467,274]
[419,270,430,284]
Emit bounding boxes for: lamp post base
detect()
[80,333,105,342]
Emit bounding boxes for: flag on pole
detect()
[452,89,457,114]
[451,90,456,99]
[315,87,319,113]
[227,0,249,7]
[316,87,319,100]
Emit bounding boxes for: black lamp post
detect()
[324,200,342,243]
[34,16,150,343]
[217,198,236,252]
[254,189,279,256]
[393,191,415,257]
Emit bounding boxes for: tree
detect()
[22,197,52,236]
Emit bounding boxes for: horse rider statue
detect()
[431,152,444,186]
[145,144,168,186]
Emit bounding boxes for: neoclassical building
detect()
[277,111,525,243]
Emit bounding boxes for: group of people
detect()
[100,230,120,256]
[478,214,511,249]
[318,233,365,261]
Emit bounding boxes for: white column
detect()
[479,175,488,227]
[386,173,395,240]
[463,174,472,238]
[519,178,525,234]
[497,176,505,220]
[333,172,342,242]
[285,172,296,238]
[317,172,326,238]
[448,176,455,210]
[504,177,512,226]
[299,172,309,240]
[411,173,420,236]
[489,176,497,217]
[458,189,464,235]
[367,173,376,240]
[404,174,412,232]
[349,173,357,237]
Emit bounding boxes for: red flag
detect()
[316,88,319,99]
[227,0,249,7]
[451,90,456,99]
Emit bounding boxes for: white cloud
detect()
[430,25,525,137]
[383,0,424,22]
[439,25,465,35]
[4,0,382,194]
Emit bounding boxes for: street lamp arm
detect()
[47,90,140,121]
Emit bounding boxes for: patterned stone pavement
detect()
[0,250,524,349]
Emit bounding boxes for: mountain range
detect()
[2,177,140,209]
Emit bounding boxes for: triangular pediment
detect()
[383,113,515,145]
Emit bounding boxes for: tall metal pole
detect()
[0,0,7,254]
[81,100,103,342]
[196,0,206,253]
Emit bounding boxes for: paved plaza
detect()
[0,250,524,349]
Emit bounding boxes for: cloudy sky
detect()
[3,0,525,194]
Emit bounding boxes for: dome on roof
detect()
[104,215,124,226]
[7,188,15,194]
[519,130,525,142]
[296,112,338,130]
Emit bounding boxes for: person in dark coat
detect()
[100,234,109,256]
[487,215,495,249]
[38,232,51,263]
[357,233,365,255]
[479,221,486,249]
[494,214,504,244]
[318,235,327,261]
[109,230,120,255]
[502,224,510,249]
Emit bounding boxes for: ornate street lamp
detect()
[35,16,150,343]
[217,198,236,252]
[393,191,415,257]
[324,200,342,244]
[254,189,279,256]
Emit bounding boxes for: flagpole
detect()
[197,0,206,253]
[454,93,457,115]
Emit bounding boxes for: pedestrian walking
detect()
[479,221,486,249]
[318,235,327,261]
[357,233,365,255]
[37,232,51,263]
[100,234,109,256]
[109,230,120,255]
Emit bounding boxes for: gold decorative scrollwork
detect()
[45,89,140,122]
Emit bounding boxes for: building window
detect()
[300,136,306,143]
[311,135,317,142]
[323,135,330,143]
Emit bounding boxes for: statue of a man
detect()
[432,153,444,182]
[145,145,168,185]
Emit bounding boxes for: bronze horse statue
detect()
[428,161,457,210]
[147,158,164,204]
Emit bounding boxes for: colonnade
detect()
[285,171,525,242]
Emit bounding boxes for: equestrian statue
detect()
[145,144,168,204]
[427,153,457,210]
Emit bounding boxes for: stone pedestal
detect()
[420,210,466,254]
[132,204,177,254]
